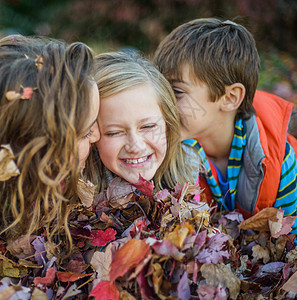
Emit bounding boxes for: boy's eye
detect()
[173,87,184,97]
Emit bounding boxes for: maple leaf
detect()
[109,238,150,282]
[91,228,117,247]
[91,243,113,282]
[130,174,154,197]
[33,267,56,286]
[238,207,278,231]
[197,233,230,264]
[90,280,120,300]
[57,271,93,282]
[270,214,296,238]
[64,259,88,273]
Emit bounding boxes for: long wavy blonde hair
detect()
[88,51,191,191]
[0,35,94,255]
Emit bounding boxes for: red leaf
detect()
[57,271,93,282]
[34,267,56,286]
[109,239,150,282]
[130,174,154,197]
[90,280,119,300]
[91,228,117,247]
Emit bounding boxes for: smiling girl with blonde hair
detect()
[89,51,199,192]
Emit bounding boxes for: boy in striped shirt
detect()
[154,18,297,236]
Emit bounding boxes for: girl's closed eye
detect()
[105,131,121,137]
[142,123,156,130]
[83,129,94,139]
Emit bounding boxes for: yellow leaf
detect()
[0,144,20,181]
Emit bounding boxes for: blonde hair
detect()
[0,35,94,255]
[92,51,189,191]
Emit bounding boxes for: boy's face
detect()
[96,84,167,184]
[170,64,223,141]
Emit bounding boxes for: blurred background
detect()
[1,0,297,134]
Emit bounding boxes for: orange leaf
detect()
[109,239,150,282]
[57,271,93,282]
[238,207,278,231]
[90,280,119,300]
[34,267,56,286]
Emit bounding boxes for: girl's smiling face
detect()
[96,83,167,183]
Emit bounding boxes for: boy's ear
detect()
[220,83,245,112]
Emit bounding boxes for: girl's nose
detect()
[124,133,145,154]
[90,122,100,143]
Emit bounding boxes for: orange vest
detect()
[199,90,297,218]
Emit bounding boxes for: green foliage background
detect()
[1,0,297,105]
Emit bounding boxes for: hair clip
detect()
[0,144,20,181]
[34,55,44,71]
[6,86,36,101]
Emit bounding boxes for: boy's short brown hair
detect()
[154,18,260,119]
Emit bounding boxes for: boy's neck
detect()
[198,116,235,179]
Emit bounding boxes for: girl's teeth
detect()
[125,156,148,164]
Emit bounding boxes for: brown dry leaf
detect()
[31,288,49,300]
[120,289,137,300]
[18,259,42,269]
[200,263,241,300]
[107,177,136,202]
[286,248,297,263]
[238,207,278,231]
[164,223,193,249]
[179,200,192,221]
[268,209,283,237]
[160,211,175,234]
[109,193,134,209]
[0,144,20,181]
[6,235,35,259]
[282,270,297,293]
[275,235,287,261]
[0,285,22,300]
[192,210,210,228]
[252,244,270,264]
[91,243,112,282]
[77,179,96,208]
[151,262,172,300]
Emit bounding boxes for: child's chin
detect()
[124,173,153,184]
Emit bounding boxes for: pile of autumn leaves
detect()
[1,176,297,299]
